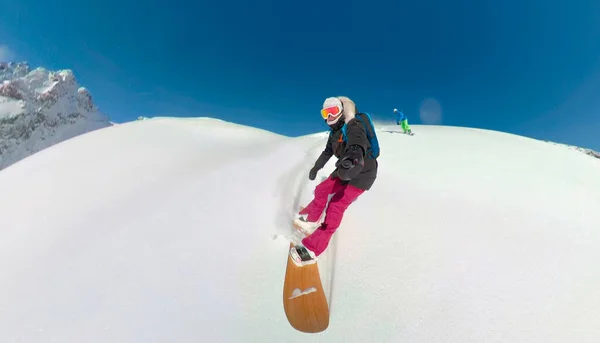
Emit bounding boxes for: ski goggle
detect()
[320,105,343,120]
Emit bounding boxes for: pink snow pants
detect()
[299,176,365,256]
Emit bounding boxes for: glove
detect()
[337,145,364,181]
[309,166,319,181]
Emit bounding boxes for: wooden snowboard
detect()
[282,222,330,333]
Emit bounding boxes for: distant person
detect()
[394,108,413,135]
[291,96,379,264]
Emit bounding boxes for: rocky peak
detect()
[0,61,112,170]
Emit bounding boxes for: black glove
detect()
[309,166,319,181]
[337,145,364,181]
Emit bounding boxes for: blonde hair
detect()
[337,96,357,123]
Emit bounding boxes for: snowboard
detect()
[282,216,330,333]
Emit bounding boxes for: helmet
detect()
[393,108,398,113]
[321,97,344,125]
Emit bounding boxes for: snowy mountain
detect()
[1,117,599,342]
[0,61,111,170]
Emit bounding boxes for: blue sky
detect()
[1,0,599,150]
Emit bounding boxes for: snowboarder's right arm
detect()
[315,138,333,169]
[309,134,334,180]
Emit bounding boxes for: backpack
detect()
[340,112,380,159]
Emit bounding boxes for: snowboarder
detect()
[394,108,412,135]
[292,96,379,261]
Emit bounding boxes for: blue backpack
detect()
[340,112,380,159]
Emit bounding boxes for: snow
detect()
[34,80,58,95]
[545,140,600,159]
[0,95,24,118]
[1,117,599,342]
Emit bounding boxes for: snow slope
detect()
[0,62,111,170]
[1,117,599,342]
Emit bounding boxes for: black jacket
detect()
[313,113,378,191]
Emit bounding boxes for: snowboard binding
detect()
[290,245,317,267]
[293,216,320,237]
